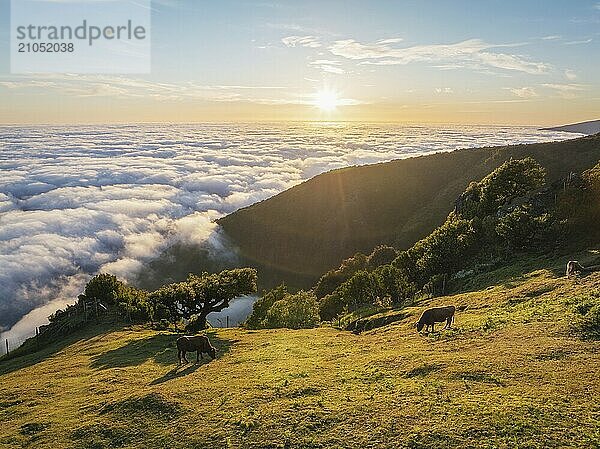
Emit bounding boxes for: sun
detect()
[313,89,339,112]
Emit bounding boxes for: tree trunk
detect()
[198,312,209,330]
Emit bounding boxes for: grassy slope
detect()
[2,259,600,448]
[218,134,600,282]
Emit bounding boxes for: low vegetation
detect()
[245,285,319,330]
[1,264,599,448]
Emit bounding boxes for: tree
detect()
[318,292,345,321]
[336,270,384,308]
[495,207,551,250]
[262,291,320,329]
[185,268,258,330]
[367,245,398,269]
[407,217,478,285]
[374,264,415,305]
[148,282,196,323]
[314,252,369,299]
[457,158,546,219]
[245,284,287,329]
[79,273,149,321]
[83,273,123,305]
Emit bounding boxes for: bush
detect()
[245,284,287,329]
[319,292,346,321]
[261,291,320,329]
[496,207,552,249]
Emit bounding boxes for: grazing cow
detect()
[176,335,216,364]
[566,260,586,277]
[416,305,455,333]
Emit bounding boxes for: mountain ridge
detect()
[217,134,600,283]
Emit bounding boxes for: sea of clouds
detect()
[0,123,579,352]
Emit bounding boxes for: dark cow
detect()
[176,335,217,364]
[416,305,455,333]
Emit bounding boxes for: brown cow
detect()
[176,335,216,364]
[416,305,455,333]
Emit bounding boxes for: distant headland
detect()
[543,119,600,135]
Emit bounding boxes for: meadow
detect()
[2,255,599,449]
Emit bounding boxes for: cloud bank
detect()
[0,123,579,351]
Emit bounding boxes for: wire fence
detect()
[1,327,40,357]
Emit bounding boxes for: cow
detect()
[416,305,455,333]
[176,335,217,364]
[566,260,587,277]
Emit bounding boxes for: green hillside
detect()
[218,134,600,282]
[1,254,600,448]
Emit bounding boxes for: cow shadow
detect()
[90,331,236,375]
[150,332,237,385]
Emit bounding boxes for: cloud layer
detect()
[0,123,579,351]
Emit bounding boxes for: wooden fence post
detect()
[5,339,8,356]
[226,316,229,328]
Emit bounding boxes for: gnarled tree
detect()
[185,268,258,331]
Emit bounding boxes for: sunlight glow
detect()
[313,89,340,112]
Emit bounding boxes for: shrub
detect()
[496,207,552,249]
[319,292,346,321]
[245,284,287,329]
[261,291,320,329]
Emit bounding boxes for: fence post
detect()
[226,316,229,328]
[36,327,39,350]
[5,339,8,356]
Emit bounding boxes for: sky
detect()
[0,0,599,124]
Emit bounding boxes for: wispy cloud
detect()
[564,69,577,80]
[308,59,345,74]
[505,87,538,98]
[541,83,585,98]
[541,35,561,40]
[328,38,550,75]
[0,75,288,102]
[281,35,321,48]
[563,38,593,45]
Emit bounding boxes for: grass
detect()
[1,266,600,448]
